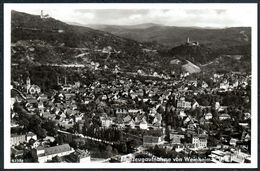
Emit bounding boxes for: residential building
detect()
[36,144,74,163]
[192,134,207,149]
[67,149,91,163]
[11,134,26,146]
[143,135,163,146]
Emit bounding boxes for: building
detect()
[36,144,74,163]
[26,132,37,142]
[139,119,148,130]
[204,113,213,120]
[170,133,185,144]
[210,150,231,163]
[186,37,199,46]
[192,134,208,149]
[67,149,91,163]
[219,114,231,120]
[177,98,191,109]
[230,138,239,146]
[231,149,251,163]
[111,153,134,163]
[40,10,50,19]
[11,134,26,146]
[100,117,113,128]
[143,135,163,146]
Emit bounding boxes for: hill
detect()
[88,24,251,50]
[167,43,215,64]
[11,11,251,75]
[11,11,168,73]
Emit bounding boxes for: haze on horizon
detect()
[13,5,256,28]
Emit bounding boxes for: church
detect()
[26,76,41,95]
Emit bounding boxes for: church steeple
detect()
[26,76,31,93]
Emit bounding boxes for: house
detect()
[115,108,128,116]
[38,101,44,111]
[177,98,191,109]
[219,82,229,91]
[210,150,231,163]
[31,140,41,149]
[204,113,213,120]
[143,135,163,146]
[26,132,37,142]
[67,149,91,163]
[75,113,84,123]
[100,117,113,128]
[243,113,251,120]
[175,144,185,152]
[125,119,135,129]
[230,138,239,146]
[11,134,26,146]
[192,134,207,149]
[36,144,74,163]
[170,133,185,144]
[129,109,143,114]
[123,115,132,123]
[139,118,148,130]
[37,94,48,102]
[111,153,134,163]
[192,101,200,110]
[201,81,208,88]
[152,113,162,127]
[179,110,187,119]
[41,111,56,120]
[219,114,231,120]
[231,149,251,163]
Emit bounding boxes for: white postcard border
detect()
[4,3,258,169]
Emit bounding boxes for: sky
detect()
[11,3,257,28]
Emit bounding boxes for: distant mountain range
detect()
[11,11,251,74]
[87,23,251,50]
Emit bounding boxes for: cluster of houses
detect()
[10,69,251,163]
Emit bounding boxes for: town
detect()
[8,9,253,165]
[10,64,251,163]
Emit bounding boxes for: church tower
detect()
[26,76,31,93]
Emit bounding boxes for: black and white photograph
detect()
[4,3,258,169]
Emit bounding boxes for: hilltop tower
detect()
[187,37,190,43]
[40,10,50,19]
[40,10,44,19]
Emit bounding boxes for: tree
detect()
[104,145,113,158]
[119,142,128,153]
[42,120,58,136]
[35,127,47,139]
[52,155,62,162]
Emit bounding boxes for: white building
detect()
[36,144,74,163]
[192,134,207,149]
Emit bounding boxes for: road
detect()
[57,130,115,145]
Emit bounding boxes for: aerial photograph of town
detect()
[6,3,257,167]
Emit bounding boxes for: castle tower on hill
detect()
[186,37,199,46]
[187,37,190,43]
[40,10,50,19]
